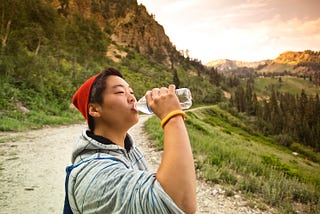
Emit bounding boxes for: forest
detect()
[231,78,320,154]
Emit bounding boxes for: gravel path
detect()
[0,115,275,214]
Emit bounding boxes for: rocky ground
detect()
[0,115,276,213]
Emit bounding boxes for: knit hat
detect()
[72,74,99,120]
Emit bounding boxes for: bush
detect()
[274,133,294,146]
[290,143,320,163]
[0,116,24,131]
[262,172,290,206]
[238,173,261,194]
[219,168,237,185]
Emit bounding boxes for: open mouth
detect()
[132,103,138,112]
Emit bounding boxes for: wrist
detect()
[160,110,186,128]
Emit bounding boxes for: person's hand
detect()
[145,85,181,120]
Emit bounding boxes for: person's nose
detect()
[127,92,136,103]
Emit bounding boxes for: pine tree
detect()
[315,94,320,119]
[298,89,308,123]
[278,77,282,87]
[296,89,309,145]
[310,94,320,150]
[209,67,221,86]
[262,100,271,122]
[270,88,282,134]
[252,93,259,116]
[245,79,253,115]
[172,68,180,89]
[234,86,245,112]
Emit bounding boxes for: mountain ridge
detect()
[206,58,271,71]
[206,50,320,74]
[47,0,179,65]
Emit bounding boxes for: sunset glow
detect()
[137,0,320,63]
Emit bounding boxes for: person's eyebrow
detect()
[112,84,132,90]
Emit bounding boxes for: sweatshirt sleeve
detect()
[68,158,184,214]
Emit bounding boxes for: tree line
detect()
[0,0,112,110]
[231,80,320,152]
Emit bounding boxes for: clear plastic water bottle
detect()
[135,88,192,114]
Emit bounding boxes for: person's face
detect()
[97,75,139,130]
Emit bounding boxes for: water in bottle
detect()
[135,88,192,114]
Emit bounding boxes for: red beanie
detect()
[72,74,99,120]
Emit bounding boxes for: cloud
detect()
[164,0,197,13]
[137,0,320,62]
[186,16,320,62]
[254,16,320,46]
[229,0,272,14]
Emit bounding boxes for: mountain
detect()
[206,50,320,75]
[274,50,320,65]
[206,59,270,72]
[1,0,216,129]
[259,50,320,74]
[48,0,178,64]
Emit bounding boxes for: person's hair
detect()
[88,67,123,131]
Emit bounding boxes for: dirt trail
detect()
[0,115,274,214]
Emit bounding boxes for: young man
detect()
[64,67,196,213]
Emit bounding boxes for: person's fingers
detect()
[160,87,168,95]
[145,90,152,103]
[151,88,160,98]
[168,84,176,93]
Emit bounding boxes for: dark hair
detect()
[88,67,123,131]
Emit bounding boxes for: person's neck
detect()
[93,126,127,148]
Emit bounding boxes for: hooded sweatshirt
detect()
[66,129,184,214]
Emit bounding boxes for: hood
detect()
[71,129,133,164]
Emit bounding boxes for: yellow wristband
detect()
[160,110,186,128]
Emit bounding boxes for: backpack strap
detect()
[63,157,119,214]
[63,164,76,214]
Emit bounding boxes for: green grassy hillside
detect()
[0,53,221,131]
[258,62,294,74]
[0,0,222,131]
[145,106,320,213]
[247,76,320,96]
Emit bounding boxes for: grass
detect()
[0,109,83,131]
[248,76,320,96]
[145,106,320,213]
[0,135,23,144]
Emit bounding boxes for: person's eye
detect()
[130,91,135,95]
[116,91,125,94]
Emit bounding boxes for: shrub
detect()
[238,173,262,194]
[274,133,294,146]
[290,143,320,163]
[219,168,237,185]
[262,172,290,206]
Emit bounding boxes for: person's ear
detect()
[88,103,101,118]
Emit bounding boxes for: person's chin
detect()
[134,115,139,124]
[129,111,139,123]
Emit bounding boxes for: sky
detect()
[137,0,320,63]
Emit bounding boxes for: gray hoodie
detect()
[67,129,184,214]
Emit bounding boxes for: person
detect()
[64,67,196,214]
